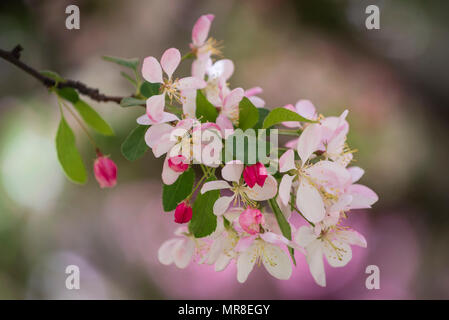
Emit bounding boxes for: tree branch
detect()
[0,45,128,104]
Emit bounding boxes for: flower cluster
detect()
[134,14,378,286]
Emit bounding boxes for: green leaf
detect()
[121,125,149,161]
[55,115,87,184]
[238,97,259,130]
[56,87,79,104]
[263,107,317,129]
[254,108,270,129]
[73,99,114,136]
[162,169,195,212]
[120,71,137,86]
[102,55,139,70]
[41,70,64,83]
[196,90,218,123]
[140,82,161,98]
[120,97,146,108]
[189,176,219,238]
[268,198,296,265]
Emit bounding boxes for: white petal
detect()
[296,179,325,223]
[223,87,244,109]
[213,196,235,216]
[329,194,353,212]
[248,96,265,108]
[295,100,317,120]
[279,174,294,206]
[215,254,232,272]
[348,166,365,183]
[306,240,326,287]
[173,239,195,269]
[160,48,181,79]
[347,184,379,209]
[279,149,296,172]
[178,77,206,91]
[158,238,179,265]
[208,59,234,81]
[137,112,179,125]
[337,229,367,248]
[297,123,321,165]
[294,225,317,248]
[200,180,231,194]
[192,57,211,79]
[162,156,183,185]
[221,160,244,182]
[181,90,197,118]
[245,175,277,201]
[237,245,257,283]
[305,160,351,188]
[142,56,163,83]
[146,93,166,123]
[144,123,173,148]
[276,195,291,220]
[262,243,292,280]
[323,239,352,268]
[206,237,225,265]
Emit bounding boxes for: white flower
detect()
[293,225,367,287]
[200,161,278,216]
[158,227,196,269]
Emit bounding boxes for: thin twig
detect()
[0,45,130,104]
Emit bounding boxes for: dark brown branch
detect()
[0,45,128,104]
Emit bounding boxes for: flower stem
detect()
[278,129,302,136]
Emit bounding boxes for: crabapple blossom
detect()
[244,87,266,109]
[238,207,265,235]
[174,202,193,224]
[158,227,196,269]
[293,225,367,287]
[243,162,268,188]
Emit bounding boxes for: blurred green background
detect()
[0,0,448,299]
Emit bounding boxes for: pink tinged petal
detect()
[181,90,197,118]
[296,179,325,223]
[326,129,346,156]
[279,149,296,172]
[208,59,234,81]
[294,226,317,248]
[248,96,265,108]
[262,243,292,280]
[162,156,183,185]
[223,87,244,109]
[323,240,352,267]
[295,99,317,120]
[282,104,302,128]
[305,160,351,188]
[237,244,257,283]
[192,14,213,47]
[306,240,326,287]
[279,174,294,206]
[215,114,234,136]
[347,166,365,183]
[160,48,181,79]
[235,235,257,252]
[142,56,163,83]
[200,180,231,194]
[347,184,379,209]
[178,76,207,91]
[329,194,353,212]
[146,93,166,123]
[213,196,235,216]
[221,160,244,182]
[215,254,232,272]
[239,208,265,235]
[191,57,211,79]
[245,175,278,201]
[244,86,263,97]
[158,238,180,265]
[167,155,189,173]
[206,238,224,265]
[260,232,290,246]
[337,229,367,248]
[144,123,173,148]
[137,112,179,125]
[297,123,322,165]
[173,239,195,269]
[94,156,117,188]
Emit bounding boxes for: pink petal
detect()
[297,123,321,165]
[223,88,244,109]
[215,114,234,137]
[192,14,214,47]
[248,96,265,108]
[295,99,317,120]
[162,156,183,185]
[178,77,207,91]
[347,166,365,183]
[142,56,163,83]
[136,112,179,125]
[244,87,263,97]
[347,184,379,209]
[305,160,351,188]
[160,48,181,79]
[279,149,296,172]
[146,93,166,123]
[144,123,173,149]
[282,104,302,128]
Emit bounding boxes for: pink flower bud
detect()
[174,202,193,224]
[94,154,117,188]
[168,155,189,173]
[239,208,265,235]
[243,162,268,188]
